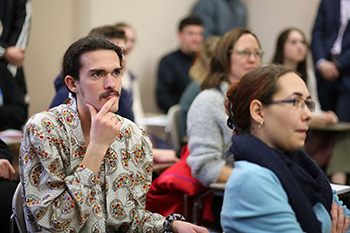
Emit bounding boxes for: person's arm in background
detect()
[153,149,178,163]
[310,0,328,68]
[156,57,177,113]
[310,0,340,81]
[0,0,32,68]
[307,69,338,127]
[0,139,15,181]
[334,45,350,76]
[187,90,233,186]
[0,62,28,131]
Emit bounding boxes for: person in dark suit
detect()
[311,0,350,122]
[0,60,28,131]
[0,0,32,101]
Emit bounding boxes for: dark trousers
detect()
[212,195,223,232]
[0,180,18,233]
[318,77,350,122]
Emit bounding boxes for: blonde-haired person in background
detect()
[177,35,220,147]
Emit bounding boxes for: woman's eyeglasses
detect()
[229,49,265,59]
[267,97,315,113]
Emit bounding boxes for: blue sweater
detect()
[221,161,350,233]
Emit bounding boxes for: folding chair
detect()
[10,183,27,233]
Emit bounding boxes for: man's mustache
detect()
[99,89,120,100]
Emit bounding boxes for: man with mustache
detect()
[19,36,208,233]
[50,25,127,109]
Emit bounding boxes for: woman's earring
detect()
[259,121,264,129]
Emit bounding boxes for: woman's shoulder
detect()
[232,161,277,176]
[225,161,291,210]
[188,87,226,120]
[192,87,225,105]
[227,161,283,193]
[222,161,302,233]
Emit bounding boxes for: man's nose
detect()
[105,74,117,89]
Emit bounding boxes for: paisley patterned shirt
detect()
[19,98,165,232]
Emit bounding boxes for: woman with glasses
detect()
[186,28,263,231]
[272,28,338,128]
[272,28,350,185]
[221,65,350,233]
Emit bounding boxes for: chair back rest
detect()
[11,183,27,233]
[167,104,181,152]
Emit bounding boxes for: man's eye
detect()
[93,72,101,77]
[114,70,121,76]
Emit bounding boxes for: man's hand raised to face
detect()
[82,97,121,174]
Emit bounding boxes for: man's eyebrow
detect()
[88,69,105,73]
[88,67,122,73]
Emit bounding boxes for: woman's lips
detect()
[296,129,308,136]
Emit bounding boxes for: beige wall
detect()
[25,0,321,117]
[244,0,320,64]
[25,0,74,117]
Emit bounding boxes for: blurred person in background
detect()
[178,35,220,146]
[186,28,263,231]
[156,16,203,113]
[191,0,246,39]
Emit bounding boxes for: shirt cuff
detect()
[0,47,5,58]
[163,213,186,232]
[73,164,100,188]
[316,58,327,70]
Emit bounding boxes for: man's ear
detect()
[177,31,183,42]
[65,75,78,93]
[250,99,264,124]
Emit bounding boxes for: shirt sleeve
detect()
[221,162,303,233]
[310,0,328,67]
[187,90,232,187]
[20,119,100,232]
[117,125,166,232]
